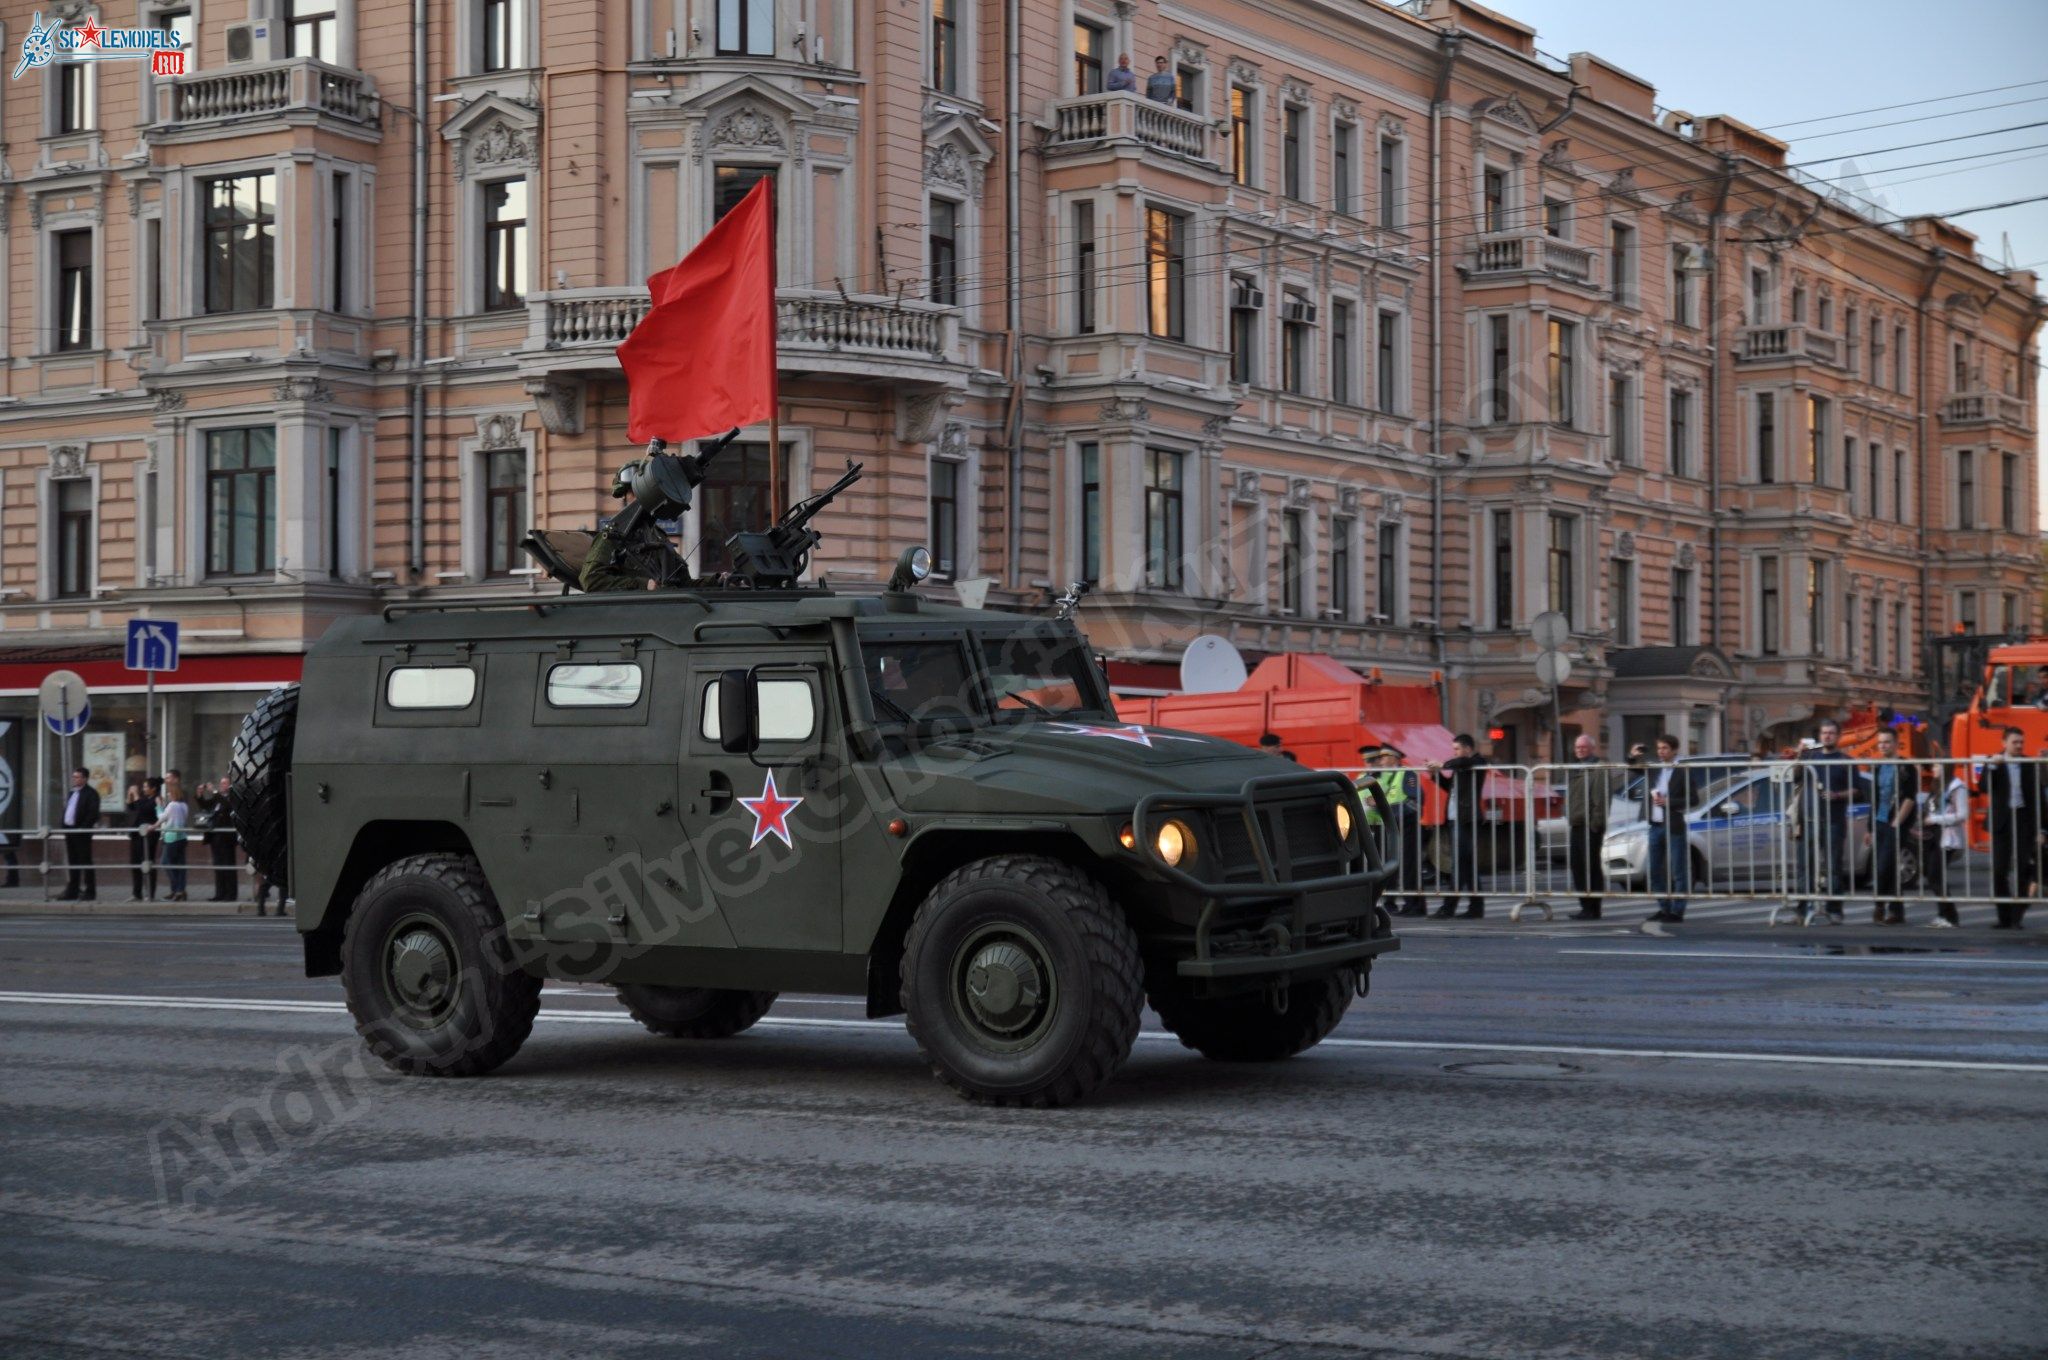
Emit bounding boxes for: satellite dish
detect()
[1180,635,1249,694]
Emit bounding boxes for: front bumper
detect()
[1132,771,1399,980]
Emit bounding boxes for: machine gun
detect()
[723,459,865,589]
[522,430,736,592]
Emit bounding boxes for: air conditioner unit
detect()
[1282,299,1318,325]
[224,22,275,64]
[1230,278,1265,311]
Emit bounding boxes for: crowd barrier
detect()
[1343,756,2048,924]
[0,827,262,898]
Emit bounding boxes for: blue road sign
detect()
[44,701,90,738]
[126,618,180,672]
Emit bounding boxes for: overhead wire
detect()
[1756,77,2048,131]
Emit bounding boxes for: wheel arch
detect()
[860,825,1117,1019]
[301,820,481,977]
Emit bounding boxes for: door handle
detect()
[702,770,735,812]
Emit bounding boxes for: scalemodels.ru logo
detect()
[13,11,185,81]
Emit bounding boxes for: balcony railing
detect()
[539,288,960,367]
[1941,390,2033,430]
[1736,324,1842,366]
[1467,232,1596,287]
[1047,93,1212,163]
[156,59,380,128]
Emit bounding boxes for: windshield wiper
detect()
[869,686,916,723]
[997,688,1055,716]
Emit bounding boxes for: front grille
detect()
[1202,796,1345,887]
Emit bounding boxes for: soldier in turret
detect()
[578,459,689,593]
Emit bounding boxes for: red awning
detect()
[0,653,304,697]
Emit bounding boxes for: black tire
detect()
[900,854,1142,1108]
[1148,967,1359,1062]
[228,683,298,885]
[340,853,541,1077]
[615,985,776,1038]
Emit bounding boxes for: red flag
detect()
[618,177,777,444]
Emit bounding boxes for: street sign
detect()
[1535,650,1574,689]
[126,618,180,672]
[1530,610,1571,651]
[40,670,91,737]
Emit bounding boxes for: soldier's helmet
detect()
[610,459,645,499]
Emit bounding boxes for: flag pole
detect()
[767,178,784,522]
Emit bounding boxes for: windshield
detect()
[978,629,1104,719]
[861,639,980,725]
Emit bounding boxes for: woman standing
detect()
[1920,762,1970,928]
[155,776,191,903]
[125,780,161,901]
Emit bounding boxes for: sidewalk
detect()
[0,885,273,917]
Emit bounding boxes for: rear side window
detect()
[700,677,817,742]
[546,663,643,708]
[386,666,477,710]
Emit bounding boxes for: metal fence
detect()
[1,827,262,901]
[1346,756,2048,924]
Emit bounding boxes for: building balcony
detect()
[1940,390,2032,432]
[527,288,966,386]
[1044,93,1215,166]
[152,59,381,137]
[1735,324,1841,367]
[1462,232,1599,289]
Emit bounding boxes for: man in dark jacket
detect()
[57,767,101,901]
[1975,726,2043,929]
[1793,718,1855,925]
[1645,734,1696,923]
[1431,734,1488,919]
[194,775,239,902]
[1563,733,1616,920]
[1865,728,1916,926]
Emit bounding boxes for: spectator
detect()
[194,775,239,902]
[1562,733,1614,920]
[1144,55,1177,102]
[1919,760,1968,928]
[56,766,101,902]
[1865,729,1913,926]
[0,825,18,888]
[1429,735,1486,919]
[1105,53,1139,93]
[126,780,161,902]
[1974,726,2042,929]
[1644,733,1696,923]
[1792,719,1854,925]
[1361,745,1425,916]
[154,775,191,903]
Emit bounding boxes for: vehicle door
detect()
[675,647,845,952]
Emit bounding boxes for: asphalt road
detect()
[2,913,2044,1359]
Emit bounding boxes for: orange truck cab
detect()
[1945,638,2048,848]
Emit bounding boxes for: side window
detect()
[386,666,478,710]
[700,677,817,742]
[546,662,643,708]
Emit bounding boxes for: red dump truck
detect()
[1113,653,1550,869]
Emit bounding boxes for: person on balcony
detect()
[1105,53,1139,93]
[1145,56,1177,103]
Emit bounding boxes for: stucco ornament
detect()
[925,142,971,192]
[709,106,786,150]
[477,413,524,450]
[468,120,536,174]
[48,444,87,478]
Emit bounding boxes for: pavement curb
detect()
[0,901,270,917]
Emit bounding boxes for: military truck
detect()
[230,457,1396,1107]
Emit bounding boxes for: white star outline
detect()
[736,769,805,849]
[1041,722,1210,749]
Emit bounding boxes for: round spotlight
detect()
[908,545,933,581]
[1335,800,1354,843]
[1155,819,1194,868]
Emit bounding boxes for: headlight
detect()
[1335,801,1354,842]
[1155,819,1194,867]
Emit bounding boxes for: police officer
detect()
[1360,745,1425,916]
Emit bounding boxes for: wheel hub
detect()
[387,926,455,1018]
[964,940,1045,1034]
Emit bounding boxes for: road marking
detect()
[1,989,2043,1074]
[1557,949,2048,968]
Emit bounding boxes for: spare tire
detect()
[230,683,299,885]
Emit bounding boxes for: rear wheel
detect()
[340,853,541,1077]
[1149,968,1359,1062]
[228,683,298,885]
[615,985,776,1038]
[900,854,1142,1108]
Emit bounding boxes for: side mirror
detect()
[717,667,759,755]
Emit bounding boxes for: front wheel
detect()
[900,854,1142,1108]
[340,854,542,1077]
[1149,968,1359,1062]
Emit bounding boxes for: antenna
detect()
[1179,634,1249,694]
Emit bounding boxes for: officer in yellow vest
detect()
[1361,745,1426,916]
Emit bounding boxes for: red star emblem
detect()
[737,770,804,849]
[76,18,104,47]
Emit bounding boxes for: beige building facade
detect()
[0,0,2040,816]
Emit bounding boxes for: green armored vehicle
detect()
[231,446,1397,1107]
